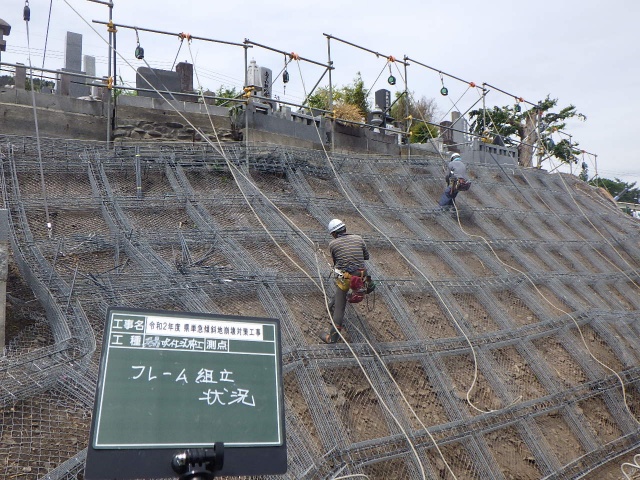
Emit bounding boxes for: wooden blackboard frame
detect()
[85,307,287,479]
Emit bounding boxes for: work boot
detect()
[320,326,344,344]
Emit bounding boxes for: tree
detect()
[409,121,440,143]
[197,85,242,108]
[389,91,440,138]
[340,72,369,119]
[25,77,55,92]
[590,177,639,204]
[0,74,14,87]
[469,95,586,168]
[306,73,370,122]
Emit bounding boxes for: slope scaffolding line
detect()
[294,57,493,416]
[621,453,640,480]
[294,58,535,480]
[509,106,640,287]
[185,46,430,480]
[451,100,640,404]
[543,153,640,286]
[449,182,640,427]
[24,1,52,239]
[451,101,640,424]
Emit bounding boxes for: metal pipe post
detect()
[326,35,334,153]
[403,58,409,159]
[106,1,113,146]
[244,44,249,157]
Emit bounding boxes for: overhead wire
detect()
[39,0,54,87]
[41,5,640,476]
[65,10,432,476]
[391,80,523,416]
[391,59,640,430]
[445,95,640,425]
[23,0,52,239]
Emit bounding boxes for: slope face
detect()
[1,136,640,479]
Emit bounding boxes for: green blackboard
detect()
[91,308,284,450]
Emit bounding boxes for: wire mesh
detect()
[0,134,639,479]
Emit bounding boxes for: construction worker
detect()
[321,218,370,344]
[438,152,470,207]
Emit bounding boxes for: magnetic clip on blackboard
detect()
[171,443,224,480]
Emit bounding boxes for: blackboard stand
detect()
[171,443,224,480]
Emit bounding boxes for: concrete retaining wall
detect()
[0,89,107,141]
[0,87,421,155]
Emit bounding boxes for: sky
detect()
[1,0,639,190]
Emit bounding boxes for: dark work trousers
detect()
[329,285,348,330]
[438,186,458,207]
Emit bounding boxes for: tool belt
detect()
[334,267,374,295]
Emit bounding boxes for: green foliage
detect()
[0,74,15,86]
[578,161,588,182]
[547,138,582,164]
[339,72,369,118]
[469,105,519,144]
[469,95,586,166]
[390,91,439,126]
[113,77,137,98]
[25,77,55,92]
[409,121,440,143]
[305,73,370,119]
[211,85,240,106]
[590,177,639,203]
[307,89,330,112]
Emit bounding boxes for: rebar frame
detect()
[0,134,639,479]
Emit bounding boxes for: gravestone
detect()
[60,32,89,97]
[15,63,25,90]
[136,67,186,101]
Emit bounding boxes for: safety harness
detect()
[334,268,376,304]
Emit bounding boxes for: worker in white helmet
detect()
[438,152,471,207]
[322,218,370,344]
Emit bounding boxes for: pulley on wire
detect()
[387,64,396,86]
[439,72,448,96]
[23,0,31,21]
[134,28,144,60]
[514,96,522,112]
[282,55,289,94]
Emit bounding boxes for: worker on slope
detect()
[438,152,471,208]
[321,218,370,344]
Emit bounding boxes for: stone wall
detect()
[114,97,236,143]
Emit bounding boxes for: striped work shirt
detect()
[329,233,370,272]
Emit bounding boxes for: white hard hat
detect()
[450,152,461,161]
[327,218,345,234]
